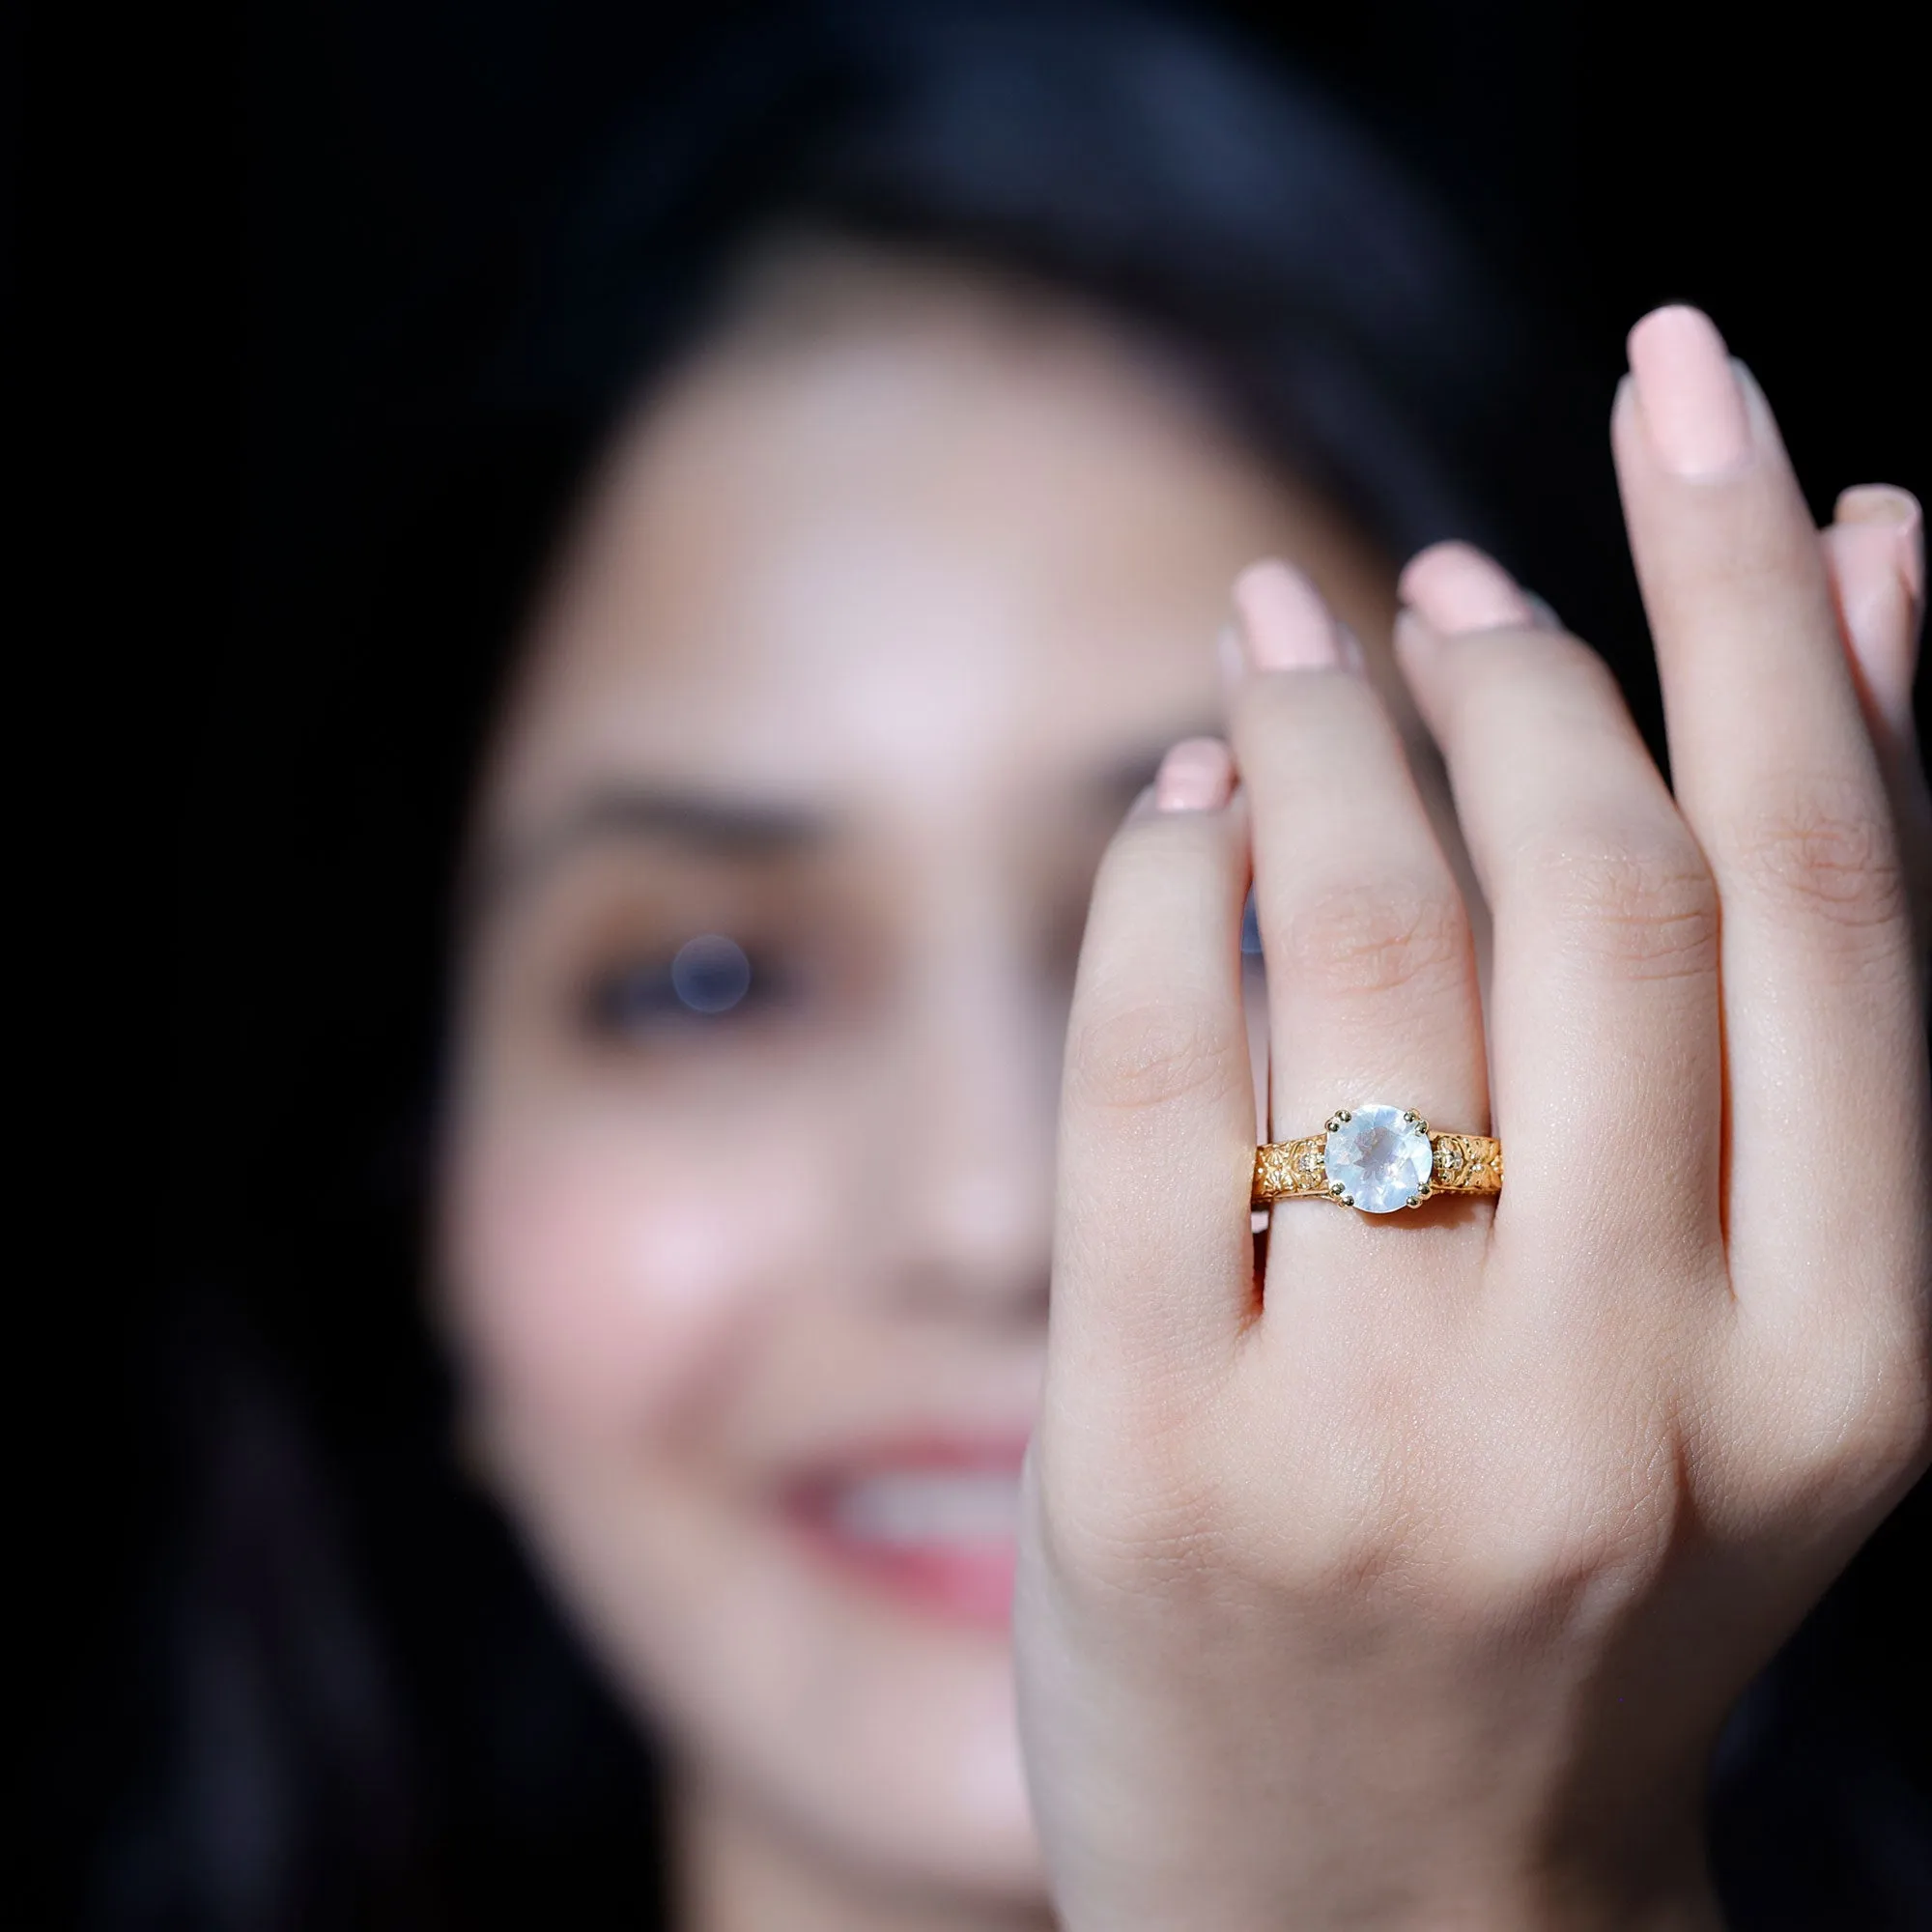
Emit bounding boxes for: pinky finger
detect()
[1825,486,1931,964]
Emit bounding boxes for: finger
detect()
[1055,739,1256,1383]
[1227,561,1487,1227]
[1397,544,1724,1287]
[1829,486,1926,739]
[1614,306,1923,1292]
[1824,487,1931,968]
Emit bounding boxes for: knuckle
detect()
[1723,781,1906,939]
[1065,994,1242,1115]
[1035,1439,1222,1601]
[1275,1518,1404,1604]
[1776,1359,1932,1506]
[1520,832,1719,981]
[1275,877,1467,1002]
[1453,1467,1678,1629]
[1452,1528,1630,1633]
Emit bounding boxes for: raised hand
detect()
[1015,306,1929,1930]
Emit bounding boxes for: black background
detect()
[242,0,1930,607]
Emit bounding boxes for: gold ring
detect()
[1252,1104,1501,1214]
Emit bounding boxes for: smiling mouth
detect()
[786,1458,1025,1633]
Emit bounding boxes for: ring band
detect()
[1253,1103,1502,1214]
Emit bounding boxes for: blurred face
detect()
[440,249,1396,1917]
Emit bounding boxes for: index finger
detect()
[1613,307,1924,1300]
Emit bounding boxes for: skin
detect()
[440,253,1930,1929]
[1029,308,1930,1927]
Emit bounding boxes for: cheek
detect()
[442,1113,810,1442]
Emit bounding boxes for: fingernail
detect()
[1398,541,1538,633]
[1153,736,1235,812]
[1627,305,1753,478]
[1836,485,1925,607]
[1232,559,1344,671]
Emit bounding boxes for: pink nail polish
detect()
[1153,737,1234,812]
[1398,541,1537,634]
[1627,306,1753,478]
[1232,560,1343,671]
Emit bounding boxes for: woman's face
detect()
[440,251,1396,1910]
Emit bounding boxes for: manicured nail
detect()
[1626,305,1752,478]
[1232,559,1344,671]
[1836,485,1925,607]
[1398,541,1537,633]
[1153,736,1235,812]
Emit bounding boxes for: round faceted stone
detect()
[1323,1104,1433,1212]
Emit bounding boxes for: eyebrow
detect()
[479,783,831,908]
[476,731,1215,912]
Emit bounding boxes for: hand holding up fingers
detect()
[1017,307,1930,1930]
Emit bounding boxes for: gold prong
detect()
[1401,1109,1418,1124]
[1328,1179,1346,1196]
[1338,1192,1354,1208]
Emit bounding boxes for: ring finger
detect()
[1227,562,1489,1251]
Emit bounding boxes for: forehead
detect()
[484,264,1352,844]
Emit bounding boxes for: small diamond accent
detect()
[1323,1104,1433,1213]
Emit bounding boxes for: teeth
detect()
[830,1470,1021,1547]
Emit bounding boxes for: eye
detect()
[582,933,765,1037]
[669,934,754,1012]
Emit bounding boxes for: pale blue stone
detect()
[1324,1104,1432,1213]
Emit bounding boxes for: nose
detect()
[872,891,1057,1325]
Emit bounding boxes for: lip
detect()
[781,1437,1030,1634]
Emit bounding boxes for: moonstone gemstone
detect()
[1323,1104,1433,1212]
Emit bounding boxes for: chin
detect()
[698,1511,1049,1901]
[788,1605,1046,1899]
[507,1444,1049,1907]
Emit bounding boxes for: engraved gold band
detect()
[1252,1106,1502,1213]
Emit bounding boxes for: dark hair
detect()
[128,3,1928,1926]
